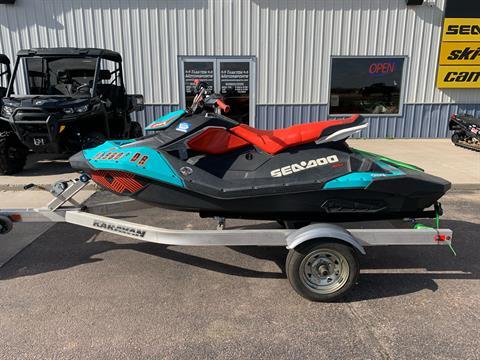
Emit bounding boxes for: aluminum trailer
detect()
[0,177,453,302]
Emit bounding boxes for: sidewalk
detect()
[0,139,478,191]
[0,154,82,191]
[349,139,479,189]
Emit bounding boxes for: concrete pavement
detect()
[0,153,79,191]
[0,189,95,268]
[349,139,480,189]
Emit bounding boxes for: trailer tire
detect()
[0,215,13,235]
[0,132,28,175]
[286,240,359,302]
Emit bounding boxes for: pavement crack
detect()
[346,303,392,360]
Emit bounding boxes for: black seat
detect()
[96,84,126,109]
[458,115,480,127]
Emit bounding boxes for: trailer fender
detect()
[286,223,366,255]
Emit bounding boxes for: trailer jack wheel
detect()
[0,215,13,235]
[286,241,359,302]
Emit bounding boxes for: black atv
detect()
[0,48,144,174]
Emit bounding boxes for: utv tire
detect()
[82,132,106,150]
[129,121,143,139]
[0,132,28,175]
[286,240,359,302]
[0,215,13,235]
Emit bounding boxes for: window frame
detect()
[328,55,408,117]
[178,56,256,126]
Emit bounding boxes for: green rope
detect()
[414,206,456,256]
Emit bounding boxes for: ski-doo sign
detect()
[437,1,480,88]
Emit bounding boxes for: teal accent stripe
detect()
[83,141,185,188]
[323,172,386,189]
[323,160,404,189]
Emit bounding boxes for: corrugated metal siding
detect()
[0,0,478,106]
[1,0,479,138]
[255,103,480,138]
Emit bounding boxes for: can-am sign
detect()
[437,3,480,88]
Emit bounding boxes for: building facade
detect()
[0,0,479,137]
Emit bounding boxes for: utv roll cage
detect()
[0,54,11,80]
[0,55,11,96]
[6,48,125,97]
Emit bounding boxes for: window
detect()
[219,61,250,124]
[23,57,97,96]
[179,57,255,125]
[329,57,405,115]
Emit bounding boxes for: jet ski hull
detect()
[71,141,450,222]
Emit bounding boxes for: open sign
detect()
[369,62,396,75]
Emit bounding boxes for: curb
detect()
[451,184,480,191]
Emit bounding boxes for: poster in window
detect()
[219,62,249,123]
[184,61,214,106]
[329,57,404,115]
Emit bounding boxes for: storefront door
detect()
[179,57,255,125]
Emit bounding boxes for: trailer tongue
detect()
[0,176,453,302]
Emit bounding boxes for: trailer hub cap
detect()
[300,249,350,294]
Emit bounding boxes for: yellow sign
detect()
[442,18,480,42]
[438,17,480,88]
[439,42,480,65]
[437,66,480,88]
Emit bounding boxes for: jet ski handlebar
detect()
[189,79,230,114]
[215,99,230,113]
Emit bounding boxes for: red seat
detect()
[187,128,250,155]
[230,115,361,154]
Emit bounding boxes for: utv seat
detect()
[96,84,126,109]
[229,114,364,155]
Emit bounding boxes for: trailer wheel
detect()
[286,240,359,302]
[0,132,28,175]
[0,215,13,235]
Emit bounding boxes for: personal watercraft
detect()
[449,114,480,152]
[70,82,451,222]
